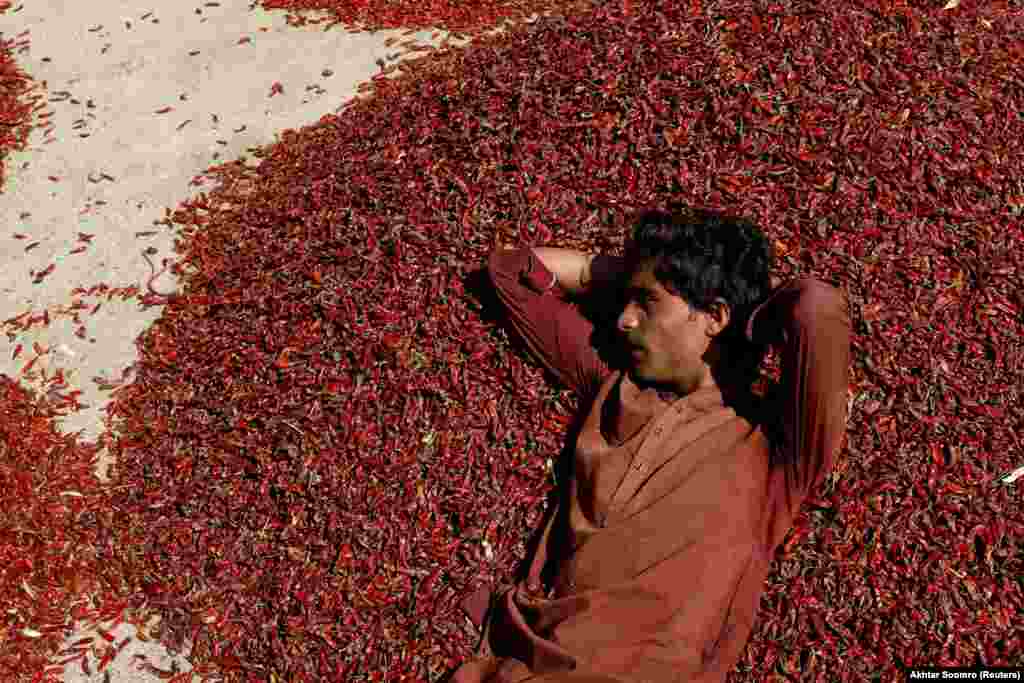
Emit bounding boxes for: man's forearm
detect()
[532,248,591,297]
[533,247,628,299]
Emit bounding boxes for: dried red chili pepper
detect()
[5,1,1023,681]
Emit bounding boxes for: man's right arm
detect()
[485,247,619,399]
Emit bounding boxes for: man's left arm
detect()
[744,278,851,497]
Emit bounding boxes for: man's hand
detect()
[770,274,783,290]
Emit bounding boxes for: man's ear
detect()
[706,298,731,337]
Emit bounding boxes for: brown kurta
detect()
[453,248,850,682]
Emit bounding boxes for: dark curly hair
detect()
[624,206,775,392]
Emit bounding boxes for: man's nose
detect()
[617,306,639,333]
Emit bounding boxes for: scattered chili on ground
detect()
[0,377,144,682]
[0,20,45,192]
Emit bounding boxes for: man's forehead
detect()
[626,259,667,292]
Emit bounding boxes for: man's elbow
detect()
[796,279,849,324]
[486,247,514,281]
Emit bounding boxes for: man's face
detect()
[616,258,730,396]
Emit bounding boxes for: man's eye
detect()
[623,289,652,308]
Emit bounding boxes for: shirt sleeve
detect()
[744,278,851,499]
[486,248,612,402]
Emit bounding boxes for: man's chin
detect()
[627,364,650,385]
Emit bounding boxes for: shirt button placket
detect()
[633,423,660,473]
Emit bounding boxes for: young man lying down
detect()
[452,207,850,683]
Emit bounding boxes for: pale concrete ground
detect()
[0,1,543,680]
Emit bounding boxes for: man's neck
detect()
[627,371,713,401]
